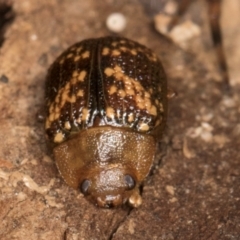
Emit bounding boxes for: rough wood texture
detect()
[0,0,239,239]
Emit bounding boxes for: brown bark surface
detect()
[0,0,239,239]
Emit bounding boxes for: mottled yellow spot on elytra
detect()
[120,40,126,44]
[150,56,157,62]
[82,51,90,58]
[55,95,60,103]
[69,95,76,103]
[54,132,64,143]
[155,118,162,126]
[115,72,123,80]
[118,89,126,98]
[108,64,155,116]
[106,107,115,118]
[70,77,77,85]
[65,82,71,90]
[102,47,110,55]
[49,104,54,113]
[49,113,54,122]
[144,99,152,108]
[45,119,51,129]
[112,50,121,56]
[145,92,151,98]
[150,53,157,62]
[74,55,81,62]
[47,68,88,127]
[60,90,69,107]
[126,89,135,96]
[149,105,157,116]
[54,112,60,120]
[104,67,114,77]
[78,70,87,82]
[131,49,137,55]
[67,53,73,58]
[70,46,76,51]
[155,99,159,105]
[124,78,131,85]
[109,85,117,95]
[72,70,78,78]
[76,47,82,52]
[59,58,65,64]
[82,108,89,121]
[125,85,132,90]
[134,82,142,92]
[77,89,84,97]
[138,123,149,132]
[159,103,164,112]
[112,42,118,47]
[136,95,144,103]
[137,102,145,109]
[54,106,60,113]
[114,65,122,72]
[128,113,134,123]
[120,46,127,52]
[64,121,71,130]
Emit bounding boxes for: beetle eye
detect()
[80,179,91,194]
[124,175,135,190]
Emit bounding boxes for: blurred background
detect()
[0,1,239,239]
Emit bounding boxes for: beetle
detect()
[45,36,168,208]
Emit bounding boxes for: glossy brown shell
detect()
[45,36,167,144]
